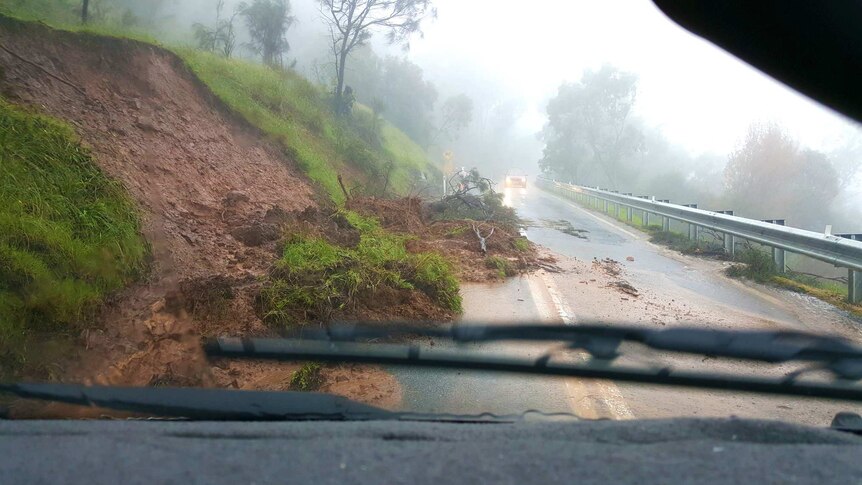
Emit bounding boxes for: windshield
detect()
[0,0,861,426]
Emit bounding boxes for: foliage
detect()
[428,169,518,227]
[723,123,840,230]
[260,211,461,325]
[485,256,514,279]
[513,237,530,252]
[192,0,238,58]
[540,65,642,189]
[239,0,296,67]
[0,98,147,372]
[435,93,473,143]
[289,362,323,391]
[346,51,438,146]
[725,248,777,282]
[646,228,726,256]
[317,0,434,114]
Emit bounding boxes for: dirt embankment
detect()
[0,18,404,406]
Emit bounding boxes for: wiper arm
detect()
[303,322,862,377]
[205,325,862,402]
[0,382,392,421]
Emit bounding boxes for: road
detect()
[393,186,862,426]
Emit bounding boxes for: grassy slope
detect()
[0,98,148,372]
[0,3,442,204]
[180,51,441,202]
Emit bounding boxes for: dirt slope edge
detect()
[0,16,334,394]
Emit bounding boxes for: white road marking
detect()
[528,271,635,420]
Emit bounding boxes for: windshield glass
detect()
[1,0,860,426]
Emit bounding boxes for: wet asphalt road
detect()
[392,277,576,416]
[393,186,862,422]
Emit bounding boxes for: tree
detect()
[193,0,239,58]
[435,94,473,143]
[539,65,641,188]
[317,0,435,115]
[82,0,89,23]
[724,123,839,229]
[342,49,438,141]
[239,0,296,67]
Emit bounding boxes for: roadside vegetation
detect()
[563,191,862,315]
[0,98,148,376]
[645,226,726,257]
[726,248,861,316]
[260,211,461,326]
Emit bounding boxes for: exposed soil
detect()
[0,17,402,410]
[348,196,543,282]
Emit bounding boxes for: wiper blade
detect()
[301,322,862,377]
[205,335,862,402]
[0,382,392,421]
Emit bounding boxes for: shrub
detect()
[725,248,777,282]
[260,211,461,325]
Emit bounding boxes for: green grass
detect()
[0,98,148,374]
[647,226,726,256]
[178,49,349,202]
[0,8,442,204]
[725,248,777,282]
[260,211,461,325]
[485,256,515,279]
[513,237,530,252]
[168,51,441,203]
[289,362,323,391]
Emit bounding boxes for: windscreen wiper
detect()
[310,322,862,375]
[204,323,862,402]
[0,382,392,421]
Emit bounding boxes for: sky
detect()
[395,0,862,157]
[184,0,861,157]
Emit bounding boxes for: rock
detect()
[231,223,280,247]
[263,206,290,224]
[135,116,159,132]
[223,190,250,207]
[626,256,635,262]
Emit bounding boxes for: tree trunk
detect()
[334,49,348,114]
[82,0,90,24]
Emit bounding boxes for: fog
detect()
[122,0,860,229]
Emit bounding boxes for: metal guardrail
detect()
[535,178,862,304]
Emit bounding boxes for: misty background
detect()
[74,0,860,232]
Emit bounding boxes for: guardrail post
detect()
[718,211,735,256]
[849,235,861,303]
[684,204,698,239]
[764,220,787,273]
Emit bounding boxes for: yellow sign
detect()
[443,150,454,162]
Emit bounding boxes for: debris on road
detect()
[609,281,640,297]
[541,219,590,239]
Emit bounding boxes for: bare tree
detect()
[239,0,297,67]
[193,1,239,58]
[317,0,435,115]
[724,123,840,229]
